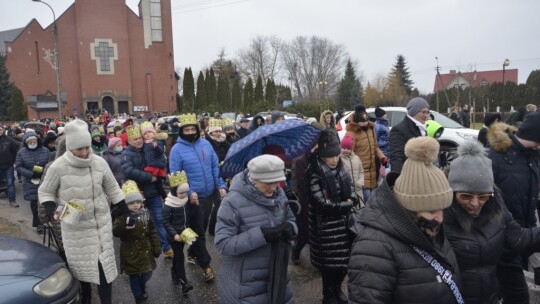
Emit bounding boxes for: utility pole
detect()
[435,57,440,112]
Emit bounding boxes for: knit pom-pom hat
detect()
[394,137,453,212]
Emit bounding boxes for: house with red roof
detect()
[433,69,518,92]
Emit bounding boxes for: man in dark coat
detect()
[236,118,251,139]
[121,126,173,258]
[488,112,540,303]
[348,137,461,304]
[389,97,430,173]
[0,125,20,207]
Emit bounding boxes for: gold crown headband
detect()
[140,121,154,130]
[179,113,198,127]
[208,118,222,128]
[122,180,140,197]
[126,125,141,140]
[168,171,188,188]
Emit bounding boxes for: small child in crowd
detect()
[113,180,161,304]
[140,121,167,199]
[339,134,365,205]
[162,171,195,295]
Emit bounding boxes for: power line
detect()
[172,0,241,10]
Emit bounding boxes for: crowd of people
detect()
[0,99,539,304]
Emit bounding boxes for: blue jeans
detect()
[362,189,372,203]
[145,195,171,252]
[2,166,16,202]
[129,271,152,297]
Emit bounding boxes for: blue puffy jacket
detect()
[143,141,166,168]
[375,118,390,158]
[215,171,296,304]
[16,131,50,201]
[121,145,159,199]
[169,137,225,198]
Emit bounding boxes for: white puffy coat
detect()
[38,151,124,284]
[340,151,364,203]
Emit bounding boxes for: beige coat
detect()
[38,150,124,284]
[340,151,364,203]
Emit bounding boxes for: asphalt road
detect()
[0,179,324,304]
[3,177,540,303]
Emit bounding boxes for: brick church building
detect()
[2,0,177,120]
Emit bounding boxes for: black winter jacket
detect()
[162,201,188,241]
[348,174,462,304]
[389,116,422,173]
[0,134,19,169]
[121,145,159,199]
[206,136,231,162]
[306,154,358,271]
[444,190,540,304]
[488,124,540,228]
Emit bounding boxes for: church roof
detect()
[0,27,25,55]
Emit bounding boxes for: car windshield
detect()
[431,111,464,128]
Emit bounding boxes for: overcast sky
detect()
[2,0,539,94]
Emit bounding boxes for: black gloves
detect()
[111,200,130,219]
[261,222,295,243]
[42,201,57,221]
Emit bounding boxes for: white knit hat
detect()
[65,120,91,150]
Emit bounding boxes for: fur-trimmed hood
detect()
[319,110,335,128]
[487,122,517,153]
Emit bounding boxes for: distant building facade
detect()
[433,69,518,92]
[1,0,177,120]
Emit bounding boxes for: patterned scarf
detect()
[316,158,352,203]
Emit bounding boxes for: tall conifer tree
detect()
[217,74,231,109]
[195,71,207,111]
[254,75,264,110]
[243,77,254,113]
[205,68,218,112]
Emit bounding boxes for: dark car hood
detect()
[0,236,63,278]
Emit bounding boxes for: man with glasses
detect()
[389,97,431,173]
[488,112,540,303]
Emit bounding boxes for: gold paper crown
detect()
[179,227,198,245]
[126,125,141,140]
[114,121,121,127]
[140,121,154,130]
[223,119,234,127]
[107,127,114,133]
[179,113,198,127]
[208,118,223,128]
[122,180,140,197]
[168,171,188,188]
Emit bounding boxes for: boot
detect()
[171,267,180,284]
[180,280,194,296]
[322,288,338,304]
[291,244,300,265]
[333,285,348,304]
[135,295,145,304]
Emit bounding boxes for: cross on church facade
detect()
[90,38,118,75]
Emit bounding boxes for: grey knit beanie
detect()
[406,97,430,116]
[448,140,494,193]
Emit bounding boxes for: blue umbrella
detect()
[221,119,321,178]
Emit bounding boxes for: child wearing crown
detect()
[113,180,161,304]
[140,122,168,199]
[162,171,195,295]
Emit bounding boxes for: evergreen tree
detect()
[217,74,231,109]
[205,68,218,112]
[183,68,195,112]
[364,82,381,107]
[243,77,254,113]
[390,54,414,96]
[0,54,12,120]
[337,59,363,109]
[526,69,540,103]
[9,84,27,121]
[254,75,264,111]
[276,84,292,103]
[195,71,207,112]
[265,79,277,107]
[231,77,241,110]
[176,94,183,112]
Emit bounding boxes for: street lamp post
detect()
[33,0,63,120]
[502,58,510,112]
